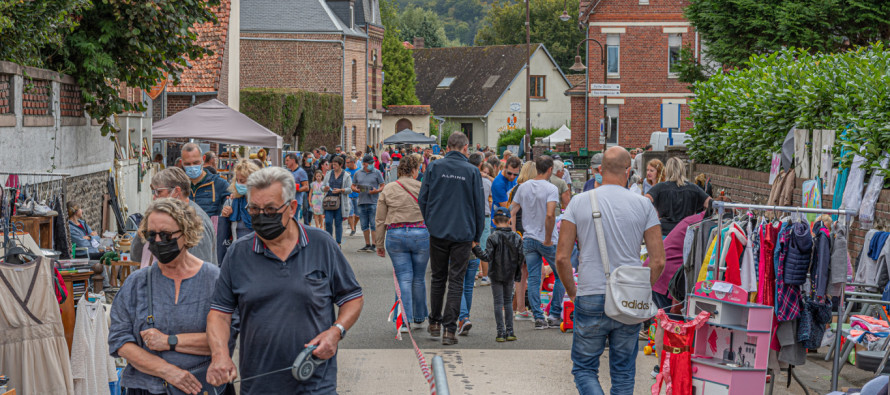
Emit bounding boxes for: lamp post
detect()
[570,38,607,153]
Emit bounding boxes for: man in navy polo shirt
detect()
[206,167,363,394]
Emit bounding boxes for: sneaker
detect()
[457,319,472,336]
[506,331,517,341]
[442,331,458,345]
[428,322,441,337]
[546,316,562,329]
[411,322,425,330]
[479,277,491,286]
[514,311,533,321]
[350,229,356,236]
[651,365,660,379]
[534,319,548,330]
[496,332,506,342]
[399,325,410,333]
[357,245,371,253]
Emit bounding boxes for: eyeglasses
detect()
[150,188,171,197]
[146,230,182,242]
[246,201,292,216]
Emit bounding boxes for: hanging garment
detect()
[869,232,890,261]
[719,223,746,286]
[775,224,801,322]
[798,296,832,350]
[841,153,867,212]
[777,319,806,365]
[740,222,757,294]
[0,257,74,395]
[53,194,72,260]
[784,222,813,286]
[859,153,890,228]
[810,221,832,298]
[829,222,850,296]
[854,230,888,291]
[697,229,720,282]
[71,295,116,395]
[651,310,711,395]
[757,223,779,306]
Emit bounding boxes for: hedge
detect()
[496,128,558,148]
[240,88,343,150]
[688,44,890,177]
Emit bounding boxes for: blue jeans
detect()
[358,203,377,231]
[386,227,430,323]
[459,259,480,321]
[523,238,559,321]
[480,217,491,250]
[550,246,580,319]
[571,294,641,395]
[324,209,344,243]
[293,202,303,220]
[349,197,358,216]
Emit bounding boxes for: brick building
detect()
[154,0,239,120]
[568,0,698,152]
[240,0,384,151]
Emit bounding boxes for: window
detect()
[668,34,682,76]
[351,126,356,147]
[529,75,545,98]
[606,34,620,76]
[437,77,456,88]
[606,105,619,144]
[351,60,358,98]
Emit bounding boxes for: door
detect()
[460,123,473,144]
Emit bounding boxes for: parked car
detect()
[649,131,689,151]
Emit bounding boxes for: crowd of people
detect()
[109,137,714,394]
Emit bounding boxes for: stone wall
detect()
[692,163,890,256]
[64,171,110,232]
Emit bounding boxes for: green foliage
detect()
[1,0,220,137]
[688,44,890,178]
[675,44,716,88]
[430,119,460,145]
[497,127,557,148]
[396,5,461,48]
[382,18,420,107]
[240,89,343,151]
[0,0,90,66]
[475,0,585,73]
[685,0,890,67]
[396,0,485,45]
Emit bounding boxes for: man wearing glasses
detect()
[491,156,522,223]
[206,167,363,393]
[130,167,218,266]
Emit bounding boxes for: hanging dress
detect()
[0,257,74,395]
[71,295,116,395]
[651,310,711,395]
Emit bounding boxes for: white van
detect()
[649,131,689,151]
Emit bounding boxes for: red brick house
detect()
[568,0,697,152]
[239,0,384,151]
[154,0,237,120]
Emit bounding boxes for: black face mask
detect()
[148,238,182,264]
[252,212,288,240]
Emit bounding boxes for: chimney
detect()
[349,0,355,29]
[413,37,424,49]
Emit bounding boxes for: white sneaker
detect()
[480,277,491,286]
[399,325,410,333]
[411,322,425,330]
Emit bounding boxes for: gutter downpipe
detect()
[584,24,590,153]
[240,36,346,148]
[432,115,445,146]
[366,30,370,151]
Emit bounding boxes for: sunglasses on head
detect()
[146,230,181,242]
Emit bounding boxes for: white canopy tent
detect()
[153,99,284,164]
[542,124,571,146]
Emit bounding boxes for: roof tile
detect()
[168,0,231,93]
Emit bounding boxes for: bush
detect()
[497,128,558,148]
[240,88,343,151]
[688,44,890,176]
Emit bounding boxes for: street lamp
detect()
[569,38,608,153]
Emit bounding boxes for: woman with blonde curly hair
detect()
[109,198,227,395]
[643,158,666,195]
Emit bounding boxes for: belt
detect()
[387,221,426,230]
[667,345,691,354]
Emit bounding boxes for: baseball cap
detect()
[493,206,510,219]
[362,154,374,163]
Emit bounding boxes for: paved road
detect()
[326,226,873,394]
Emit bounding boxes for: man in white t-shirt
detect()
[511,155,560,330]
[555,146,665,394]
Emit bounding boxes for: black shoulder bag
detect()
[147,265,228,395]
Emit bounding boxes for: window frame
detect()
[606,34,620,77]
[529,75,546,99]
[437,76,456,89]
[351,59,358,98]
[606,105,619,144]
[668,34,682,78]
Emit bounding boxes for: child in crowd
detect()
[310,170,326,228]
[472,207,524,342]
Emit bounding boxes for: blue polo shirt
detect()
[491,172,516,216]
[210,222,363,394]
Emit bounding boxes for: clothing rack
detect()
[711,201,857,392]
[0,171,70,253]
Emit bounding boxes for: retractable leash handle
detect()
[231,345,327,384]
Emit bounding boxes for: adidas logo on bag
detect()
[621,300,651,310]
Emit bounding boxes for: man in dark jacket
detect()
[418,132,485,345]
[181,143,230,217]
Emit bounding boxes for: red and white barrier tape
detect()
[389,267,438,395]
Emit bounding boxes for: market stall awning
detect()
[383,129,437,145]
[152,99,283,149]
[542,124,571,145]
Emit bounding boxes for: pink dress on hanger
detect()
[652,309,711,395]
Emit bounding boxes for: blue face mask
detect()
[184,165,203,179]
[235,182,248,195]
[364,163,372,171]
[595,174,603,184]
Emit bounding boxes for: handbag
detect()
[588,190,657,325]
[146,265,228,395]
[322,171,343,211]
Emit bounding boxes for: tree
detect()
[381,0,420,106]
[1,0,219,137]
[397,5,460,48]
[475,0,585,73]
[685,0,890,67]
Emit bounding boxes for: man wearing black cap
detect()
[352,154,386,252]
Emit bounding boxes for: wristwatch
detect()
[168,334,178,352]
[333,323,346,339]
